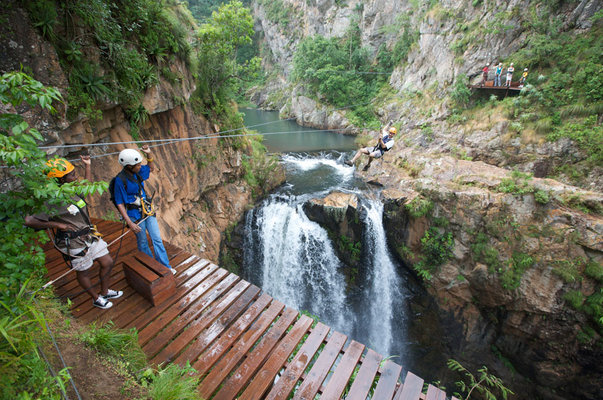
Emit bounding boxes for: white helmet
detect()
[118,149,143,166]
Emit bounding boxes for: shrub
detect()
[405,196,434,218]
[141,363,201,400]
[585,261,603,282]
[500,252,534,290]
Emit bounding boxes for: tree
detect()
[195,0,260,110]
[0,71,107,304]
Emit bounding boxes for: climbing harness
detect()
[41,214,151,291]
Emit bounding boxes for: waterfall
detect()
[243,194,407,358]
[362,199,405,356]
[243,198,354,331]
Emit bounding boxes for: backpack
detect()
[109,170,143,209]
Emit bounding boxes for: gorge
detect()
[1,0,601,399]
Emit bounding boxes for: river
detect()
[240,108,447,383]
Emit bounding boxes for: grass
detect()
[142,363,201,400]
[80,321,147,375]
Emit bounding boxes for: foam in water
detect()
[281,153,354,178]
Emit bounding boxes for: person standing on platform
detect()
[24,156,122,309]
[113,145,174,273]
[519,68,529,86]
[506,63,515,87]
[481,63,490,86]
[494,63,503,86]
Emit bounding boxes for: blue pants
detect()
[135,216,172,269]
[494,74,501,86]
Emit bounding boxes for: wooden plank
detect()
[138,271,238,347]
[292,330,347,400]
[346,349,383,400]
[265,322,331,400]
[124,256,158,284]
[372,360,402,400]
[394,371,424,400]
[238,315,314,400]
[201,307,298,400]
[425,384,447,400]
[129,265,225,334]
[149,283,258,364]
[191,298,284,376]
[109,258,206,329]
[174,293,272,368]
[320,340,365,400]
[81,284,139,324]
[115,260,214,329]
[134,252,172,277]
[70,270,128,318]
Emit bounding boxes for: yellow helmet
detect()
[46,158,74,178]
[389,127,397,135]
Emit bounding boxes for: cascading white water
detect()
[244,198,355,332]
[362,199,405,356]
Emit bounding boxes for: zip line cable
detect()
[38,98,375,151]
[1,99,376,168]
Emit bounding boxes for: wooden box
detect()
[123,252,175,306]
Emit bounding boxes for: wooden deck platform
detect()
[44,219,455,400]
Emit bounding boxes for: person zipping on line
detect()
[113,145,174,273]
[24,156,122,310]
[345,121,397,171]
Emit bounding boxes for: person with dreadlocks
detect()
[24,156,122,309]
[345,121,397,171]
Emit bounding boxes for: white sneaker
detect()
[93,296,113,310]
[102,289,123,300]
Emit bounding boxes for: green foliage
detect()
[141,363,201,400]
[564,290,585,309]
[413,225,454,281]
[534,189,550,204]
[448,359,514,400]
[421,227,454,267]
[0,287,70,399]
[0,72,109,398]
[552,260,583,283]
[547,115,602,164]
[450,75,472,108]
[80,321,147,375]
[338,235,362,263]
[194,0,259,112]
[405,196,434,218]
[471,232,501,271]
[239,133,281,198]
[500,252,534,290]
[496,170,536,196]
[0,72,106,300]
[23,0,192,119]
[585,261,603,282]
[292,22,388,119]
[256,0,299,28]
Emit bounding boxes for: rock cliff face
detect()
[1,1,284,262]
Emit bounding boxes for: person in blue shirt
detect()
[114,146,173,272]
